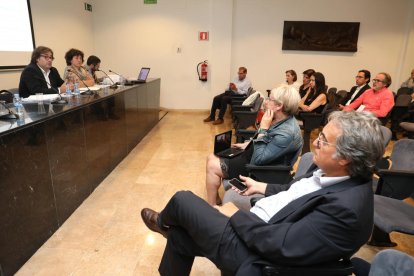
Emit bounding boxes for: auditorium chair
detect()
[232,97,263,130]
[368,139,414,246]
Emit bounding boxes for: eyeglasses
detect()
[41,55,54,60]
[316,132,335,148]
[355,76,364,79]
[372,79,384,83]
[310,79,315,82]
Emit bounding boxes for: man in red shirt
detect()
[343,72,394,118]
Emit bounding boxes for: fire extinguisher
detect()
[197,60,208,82]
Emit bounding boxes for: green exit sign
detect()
[144,0,157,4]
[84,3,92,12]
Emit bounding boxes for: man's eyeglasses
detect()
[372,79,384,83]
[41,55,54,61]
[316,132,335,148]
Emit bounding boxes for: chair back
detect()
[336,90,348,99]
[396,87,413,96]
[252,96,264,112]
[390,139,414,170]
[394,94,412,107]
[294,152,314,178]
[380,126,392,148]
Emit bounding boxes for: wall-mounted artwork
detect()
[282,21,360,52]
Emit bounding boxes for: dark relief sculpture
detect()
[282,21,360,52]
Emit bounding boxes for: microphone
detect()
[109,69,125,85]
[98,69,118,89]
[33,76,68,104]
[0,101,19,120]
[67,68,93,95]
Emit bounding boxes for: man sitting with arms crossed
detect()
[204,66,252,125]
[338,69,371,110]
[141,111,384,275]
[343,72,394,118]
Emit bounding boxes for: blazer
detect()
[19,63,65,98]
[229,173,373,275]
[340,84,371,106]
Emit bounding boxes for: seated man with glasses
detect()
[338,69,371,110]
[343,72,394,118]
[141,111,385,275]
[19,46,65,98]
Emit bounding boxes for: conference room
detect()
[0,0,413,275]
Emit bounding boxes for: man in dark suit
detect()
[338,69,371,110]
[141,111,385,275]
[19,46,65,98]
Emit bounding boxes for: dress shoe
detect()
[212,119,224,125]
[141,208,168,238]
[203,117,214,122]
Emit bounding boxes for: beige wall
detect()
[1,0,413,109]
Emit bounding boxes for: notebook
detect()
[214,130,244,158]
[129,67,150,84]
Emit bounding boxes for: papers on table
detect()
[22,94,60,102]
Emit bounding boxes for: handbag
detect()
[0,90,14,103]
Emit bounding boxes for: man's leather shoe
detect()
[213,119,224,125]
[141,208,168,238]
[203,117,214,122]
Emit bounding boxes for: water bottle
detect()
[13,94,24,117]
[66,81,72,97]
[74,81,80,97]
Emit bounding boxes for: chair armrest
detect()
[246,164,292,184]
[375,169,414,200]
[262,259,353,276]
[232,105,252,112]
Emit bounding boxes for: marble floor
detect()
[17,111,414,275]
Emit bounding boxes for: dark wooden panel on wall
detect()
[282,21,360,52]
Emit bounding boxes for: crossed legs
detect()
[158,191,250,275]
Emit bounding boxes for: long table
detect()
[0,79,160,276]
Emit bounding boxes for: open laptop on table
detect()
[214,130,244,158]
[127,67,150,84]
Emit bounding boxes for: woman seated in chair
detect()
[299,72,327,113]
[205,86,303,205]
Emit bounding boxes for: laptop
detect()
[129,67,150,84]
[214,130,244,158]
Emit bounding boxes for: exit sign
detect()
[199,32,209,41]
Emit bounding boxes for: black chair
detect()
[400,121,414,138]
[261,259,354,276]
[245,145,303,184]
[390,94,412,137]
[369,195,414,247]
[299,103,330,153]
[232,97,264,130]
[336,89,348,99]
[230,87,254,105]
[368,139,414,246]
[396,87,413,96]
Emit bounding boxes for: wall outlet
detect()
[84,3,92,12]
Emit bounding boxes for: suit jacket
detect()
[18,63,65,98]
[229,173,373,275]
[340,84,370,106]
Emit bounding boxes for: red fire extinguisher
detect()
[197,60,208,82]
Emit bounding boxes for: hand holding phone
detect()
[229,178,248,192]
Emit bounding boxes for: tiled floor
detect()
[17,111,414,275]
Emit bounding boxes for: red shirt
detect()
[343,87,395,117]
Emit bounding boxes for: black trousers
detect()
[158,191,253,276]
[209,90,237,120]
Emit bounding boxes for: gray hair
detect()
[270,85,301,115]
[328,111,385,179]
